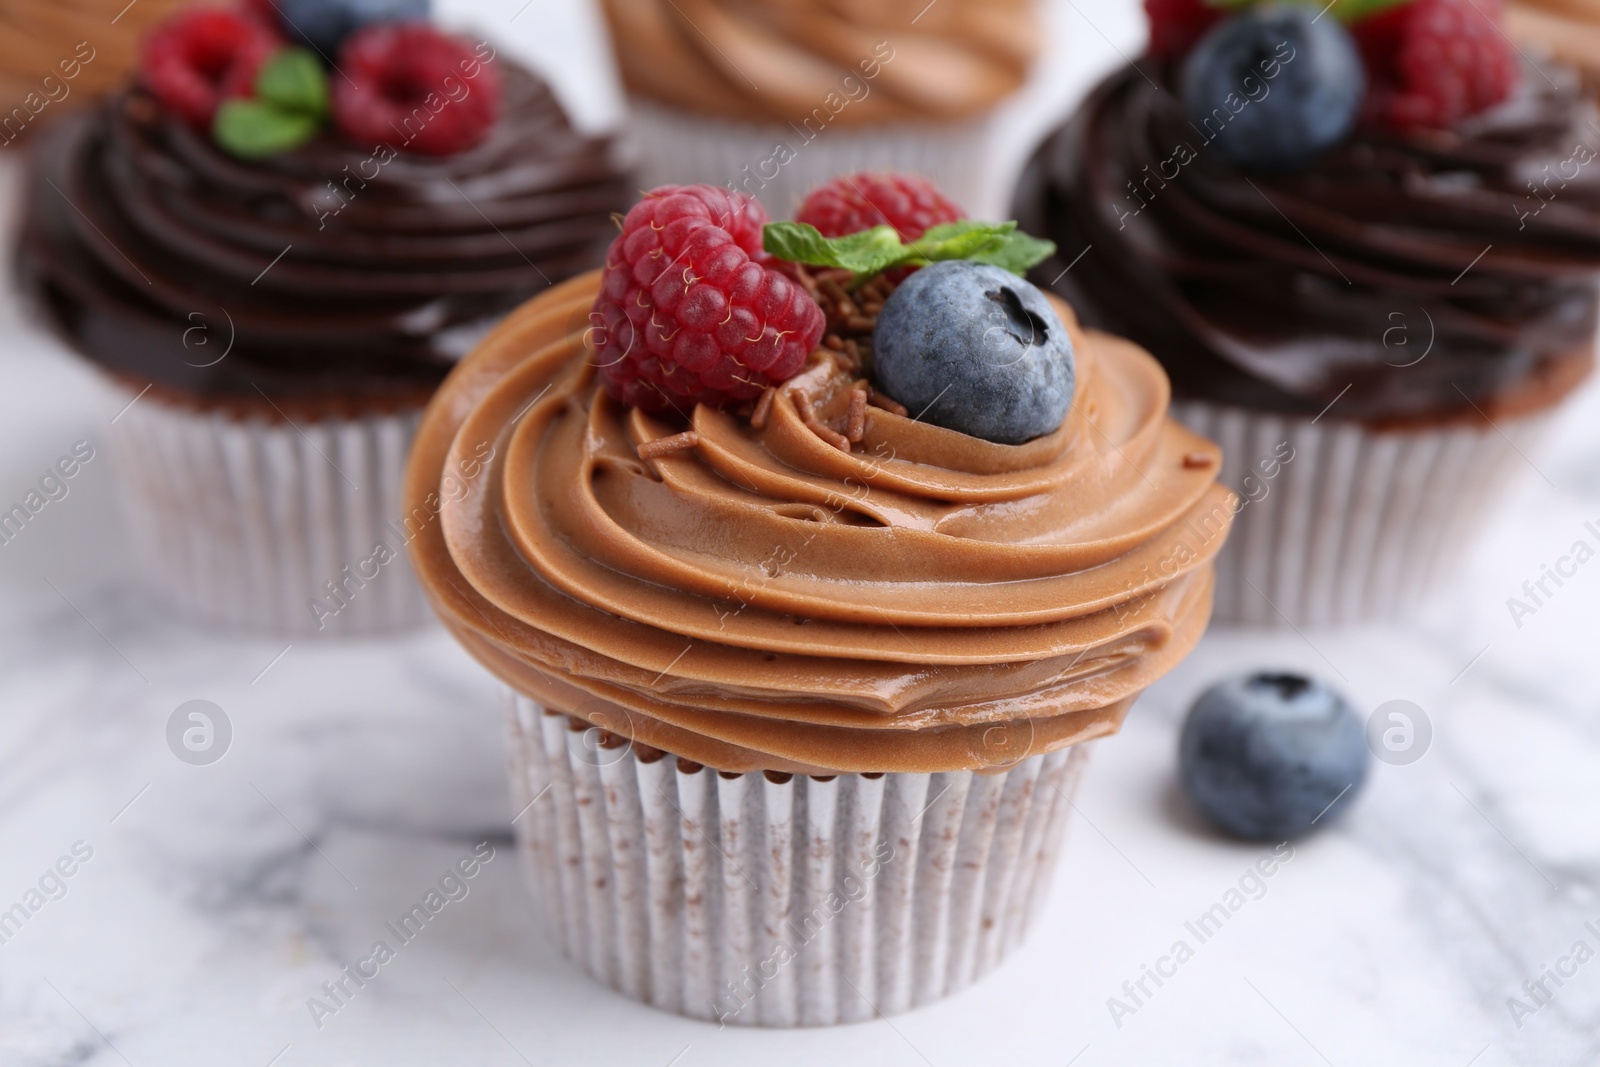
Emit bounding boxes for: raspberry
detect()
[141,8,281,129]
[1145,0,1224,62]
[796,173,964,241]
[331,24,501,155]
[593,185,825,413]
[1354,0,1519,129]
[239,0,279,25]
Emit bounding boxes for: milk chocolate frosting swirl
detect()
[1014,64,1600,426]
[16,62,630,407]
[598,0,1037,124]
[406,271,1231,775]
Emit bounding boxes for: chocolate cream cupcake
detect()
[406,178,1230,1024]
[17,1,629,634]
[1015,0,1600,626]
[597,0,1037,215]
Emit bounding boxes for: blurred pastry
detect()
[0,0,192,144]
[597,0,1038,216]
[1015,0,1600,626]
[16,1,631,634]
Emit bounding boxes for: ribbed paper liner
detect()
[104,380,431,635]
[1171,399,1552,627]
[505,693,1089,1026]
[624,98,999,217]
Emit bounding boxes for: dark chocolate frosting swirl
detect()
[1014,63,1600,425]
[16,61,631,406]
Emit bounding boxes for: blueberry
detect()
[1180,7,1363,171]
[1179,672,1369,840]
[871,261,1074,445]
[273,0,430,58]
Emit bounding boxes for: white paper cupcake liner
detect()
[504,692,1090,1027]
[1171,399,1554,627]
[624,98,1001,218]
[104,379,432,636]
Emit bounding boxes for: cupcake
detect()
[405,177,1230,1024]
[596,0,1038,215]
[1014,0,1600,627]
[0,0,190,147]
[16,1,630,634]
[1507,0,1600,90]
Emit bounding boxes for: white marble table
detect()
[4,2,1600,1064]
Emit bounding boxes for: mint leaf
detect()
[210,47,328,158]
[1323,0,1410,20]
[213,100,320,159]
[823,226,912,274]
[256,47,329,117]
[763,223,908,275]
[763,218,1052,282]
[905,220,1013,264]
[761,221,834,265]
[969,232,1056,274]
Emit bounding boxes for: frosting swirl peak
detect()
[406,271,1230,774]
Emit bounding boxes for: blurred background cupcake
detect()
[1015,0,1600,627]
[15,0,630,635]
[406,180,1230,1024]
[0,0,192,144]
[596,0,1039,216]
[1507,0,1600,92]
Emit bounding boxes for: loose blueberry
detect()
[1180,7,1363,171]
[272,0,429,58]
[1179,671,1369,840]
[871,261,1074,445]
